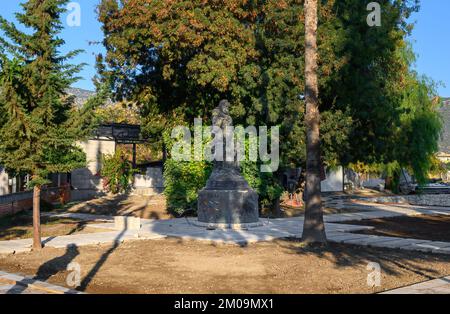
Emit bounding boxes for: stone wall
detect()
[133,167,165,195]
[361,194,450,207]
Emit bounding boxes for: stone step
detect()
[131,187,163,196]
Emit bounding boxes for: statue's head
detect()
[218,99,230,114]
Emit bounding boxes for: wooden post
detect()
[132,143,137,169]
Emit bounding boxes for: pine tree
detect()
[0,0,89,250]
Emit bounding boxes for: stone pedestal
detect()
[197,99,260,228]
[197,167,260,228]
[198,189,259,225]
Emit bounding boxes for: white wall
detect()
[71,139,116,200]
[321,166,344,192]
[362,178,386,189]
[134,167,164,189]
[0,167,9,196]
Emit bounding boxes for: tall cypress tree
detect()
[0,0,89,250]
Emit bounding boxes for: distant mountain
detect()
[66,87,96,108]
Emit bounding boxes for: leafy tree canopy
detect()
[97,0,440,181]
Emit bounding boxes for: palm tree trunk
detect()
[32,185,42,250]
[302,0,327,244]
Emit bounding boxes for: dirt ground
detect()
[343,214,450,242]
[1,238,449,294]
[277,205,364,217]
[0,211,108,241]
[63,194,171,219]
[274,188,393,218]
[344,189,395,197]
[63,192,371,221]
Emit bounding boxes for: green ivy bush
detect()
[241,161,283,211]
[101,149,136,194]
[163,159,212,217]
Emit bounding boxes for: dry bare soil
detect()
[64,194,171,219]
[65,193,369,220]
[1,238,449,294]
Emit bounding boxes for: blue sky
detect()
[408,0,450,97]
[1,1,449,96]
[1,0,105,92]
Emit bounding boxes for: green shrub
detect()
[163,159,213,217]
[241,161,283,210]
[101,149,136,194]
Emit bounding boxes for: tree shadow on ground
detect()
[341,215,450,242]
[66,220,91,235]
[0,211,87,240]
[65,193,171,219]
[276,238,450,280]
[78,223,129,291]
[0,229,28,241]
[6,226,129,293]
[68,193,130,215]
[0,211,33,240]
[34,244,80,281]
[6,244,80,294]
